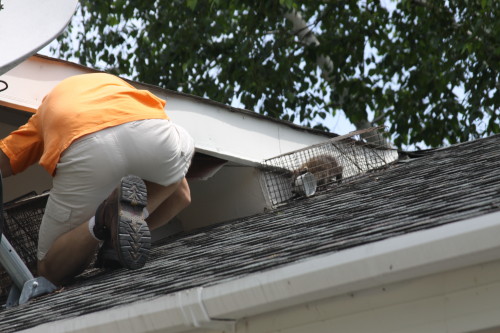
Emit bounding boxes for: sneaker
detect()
[94,175,151,269]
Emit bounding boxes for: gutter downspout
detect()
[21,210,500,333]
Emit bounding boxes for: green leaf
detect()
[186,0,197,10]
[279,0,295,10]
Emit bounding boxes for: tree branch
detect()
[284,9,390,147]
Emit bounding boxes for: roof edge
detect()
[32,54,338,139]
[21,210,500,333]
[400,133,500,158]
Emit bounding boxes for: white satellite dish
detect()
[0,0,78,76]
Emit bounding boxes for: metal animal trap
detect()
[0,193,48,301]
[260,127,398,206]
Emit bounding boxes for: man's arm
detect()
[0,149,13,178]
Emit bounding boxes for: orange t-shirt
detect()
[0,73,168,175]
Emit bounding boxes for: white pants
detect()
[37,119,194,260]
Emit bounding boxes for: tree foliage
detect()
[56,0,499,148]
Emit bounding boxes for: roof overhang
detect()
[20,210,500,332]
[0,55,336,165]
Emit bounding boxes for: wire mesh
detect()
[261,127,399,206]
[0,193,47,300]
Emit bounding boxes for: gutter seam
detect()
[177,287,235,332]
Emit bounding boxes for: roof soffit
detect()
[0,55,335,163]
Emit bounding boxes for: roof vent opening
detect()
[261,127,399,207]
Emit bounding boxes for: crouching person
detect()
[0,73,194,285]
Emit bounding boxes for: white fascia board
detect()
[155,95,332,163]
[0,56,93,110]
[22,211,500,333]
[0,56,333,163]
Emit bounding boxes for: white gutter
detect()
[21,211,500,333]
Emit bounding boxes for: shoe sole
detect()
[116,175,150,270]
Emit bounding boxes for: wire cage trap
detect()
[0,193,48,301]
[260,127,399,206]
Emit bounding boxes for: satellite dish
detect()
[0,0,78,76]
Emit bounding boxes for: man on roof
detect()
[0,73,194,285]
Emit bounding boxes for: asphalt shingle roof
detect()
[1,134,500,332]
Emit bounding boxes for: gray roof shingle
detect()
[1,134,500,332]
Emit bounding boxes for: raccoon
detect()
[296,154,343,187]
